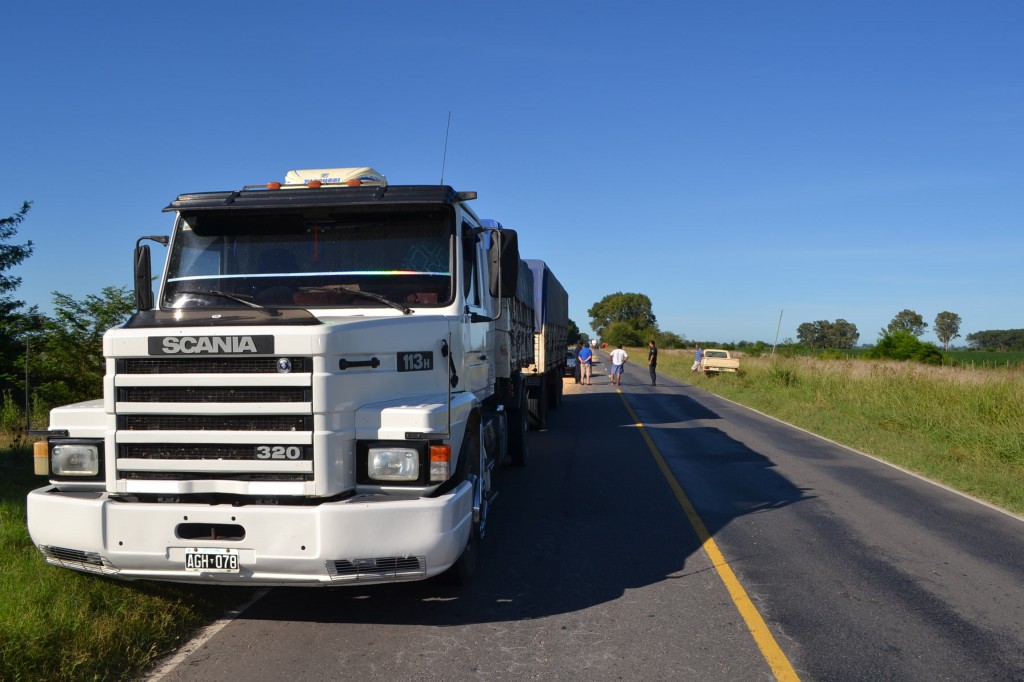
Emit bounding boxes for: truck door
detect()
[460,223,492,401]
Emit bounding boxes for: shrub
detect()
[0,391,23,435]
[865,330,944,365]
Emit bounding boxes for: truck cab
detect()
[27,168,542,586]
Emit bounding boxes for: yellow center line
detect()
[617,390,801,682]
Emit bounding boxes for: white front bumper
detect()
[26,483,472,586]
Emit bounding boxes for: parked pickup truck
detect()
[700,349,740,375]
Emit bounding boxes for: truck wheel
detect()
[546,372,562,409]
[527,383,547,431]
[507,402,529,466]
[442,425,482,586]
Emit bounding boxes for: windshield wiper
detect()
[338,286,412,315]
[172,290,281,317]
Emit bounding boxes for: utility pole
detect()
[771,310,783,357]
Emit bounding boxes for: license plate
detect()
[184,548,239,573]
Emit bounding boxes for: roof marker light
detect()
[346,179,362,187]
[267,182,281,190]
[307,180,323,189]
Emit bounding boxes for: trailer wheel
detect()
[527,382,547,431]
[507,404,529,467]
[550,372,563,409]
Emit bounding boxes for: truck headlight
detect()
[51,443,101,477]
[367,447,420,482]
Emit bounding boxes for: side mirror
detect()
[488,228,521,298]
[134,244,153,312]
[134,235,169,312]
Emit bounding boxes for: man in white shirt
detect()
[609,344,628,386]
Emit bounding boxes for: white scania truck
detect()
[27,168,567,586]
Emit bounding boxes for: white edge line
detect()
[144,587,270,681]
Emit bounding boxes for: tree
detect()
[0,201,33,303]
[888,309,927,337]
[831,319,860,349]
[602,320,645,347]
[656,330,687,349]
[588,292,657,342]
[0,201,34,397]
[567,318,581,344]
[796,321,822,348]
[796,319,859,349]
[29,286,135,413]
[933,311,962,351]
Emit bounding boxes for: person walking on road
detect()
[578,343,594,385]
[691,345,703,372]
[609,344,628,386]
[648,340,658,386]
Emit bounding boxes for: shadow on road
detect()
[241,381,810,627]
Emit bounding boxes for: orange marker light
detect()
[307,180,322,189]
[346,179,362,186]
[429,444,451,482]
[267,182,281,190]
[34,441,49,476]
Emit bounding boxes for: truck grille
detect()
[118,387,309,403]
[120,444,312,460]
[118,357,310,374]
[119,415,311,431]
[326,556,426,581]
[114,354,314,487]
[39,545,116,574]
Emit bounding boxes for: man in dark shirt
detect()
[648,340,658,386]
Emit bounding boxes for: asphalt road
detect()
[152,356,1024,681]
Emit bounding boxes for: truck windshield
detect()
[162,208,454,310]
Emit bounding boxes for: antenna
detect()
[25,340,30,433]
[440,111,452,185]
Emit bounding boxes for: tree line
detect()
[965,329,1024,352]
[581,293,990,363]
[1,203,135,432]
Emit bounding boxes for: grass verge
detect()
[649,350,1024,515]
[1,442,252,681]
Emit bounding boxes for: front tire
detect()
[442,419,482,586]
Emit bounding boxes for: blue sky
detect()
[2,2,1021,346]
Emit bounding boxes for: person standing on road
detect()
[691,345,703,372]
[609,344,628,386]
[648,340,658,386]
[573,340,584,384]
[578,343,594,385]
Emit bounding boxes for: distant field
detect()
[942,350,1024,368]
[827,347,1024,369]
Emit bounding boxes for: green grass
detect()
[1,442,252,681]
[647,349,1024,515]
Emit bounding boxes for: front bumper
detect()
[26,483,472,586]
